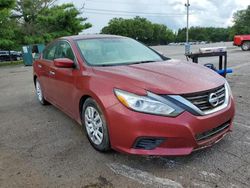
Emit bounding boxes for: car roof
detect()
[0,51,9,54]
[60,34,127,41]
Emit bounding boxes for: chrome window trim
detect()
[169,84,229,116]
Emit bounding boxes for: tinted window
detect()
[54,41,75,61]
[43,44,57,60]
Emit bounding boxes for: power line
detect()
[84,10,186,17]
[85,11,134,17]
[85,0,170,6]
[84,8,187,16]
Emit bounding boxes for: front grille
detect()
[182,85,225,112]
[133,138,165,150]
[195,120,230,142]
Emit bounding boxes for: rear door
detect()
[36,42,57,100]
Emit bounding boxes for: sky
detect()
[57,0,250,34]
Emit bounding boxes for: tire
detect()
[82,98,110,152]
[35,79,49,105]
[241,41,250,51]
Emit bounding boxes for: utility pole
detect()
[185,0,190,54]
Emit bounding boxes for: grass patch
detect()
[0,60,24,67]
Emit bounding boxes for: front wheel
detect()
[82,98,110,152]
[241,41,250,51]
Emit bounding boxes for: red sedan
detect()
[33,35,235,156]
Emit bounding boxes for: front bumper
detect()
[106,97,235,156]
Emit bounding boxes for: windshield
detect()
[76,38,164,66]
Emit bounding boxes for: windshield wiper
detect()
[93,60,160,67]
[129,60,158,65]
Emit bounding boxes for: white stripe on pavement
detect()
[234,121,250,129]
[107,163,183,188]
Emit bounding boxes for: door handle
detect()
[49,70,55,75]
[38,64,42,68]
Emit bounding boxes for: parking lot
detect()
[0,42,249,188]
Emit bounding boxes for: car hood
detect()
[92,59,225,94]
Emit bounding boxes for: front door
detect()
[49,41,80,117]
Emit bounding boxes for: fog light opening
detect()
[133,137,165,150]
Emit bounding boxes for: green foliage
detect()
[14,1,92,45]
[102,16,232,44]
[0,0,16,50]
[0,0,15,9]
[176,27,231,42]
[231,5,250,37]
[101,17,175,45]
[0,0,91,50]
[14,0,56,23]
[152,24,175,45]
[0,60,23,67]
[36,3,91,43]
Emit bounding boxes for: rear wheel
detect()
[35,79,49,105]
[241,41,250,51]
[82,98,110,152]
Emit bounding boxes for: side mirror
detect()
[54,58,74,68]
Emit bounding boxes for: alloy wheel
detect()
[36,80,43,102]
[84,106,104,145]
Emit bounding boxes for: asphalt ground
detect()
[0,42,249,188]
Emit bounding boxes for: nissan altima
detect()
[33,35,235,156]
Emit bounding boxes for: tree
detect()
[152,24,175,45]
[231,5,250,37]
[13,0,56,38]
[101,17,175,45]
[14,0,57,22]
[0,0,15,8]
[0,0,16,50]
[34,3,91,43]
[14,1,92,44]
[176,27,230,42]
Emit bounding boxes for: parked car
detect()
[233,35,250,51]
[10,51,22,60]
[0,51,9,61]
[0,50,22,62]
[33,35,235,156]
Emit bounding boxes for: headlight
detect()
[114,89,184,117]
[225,80,233,98]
